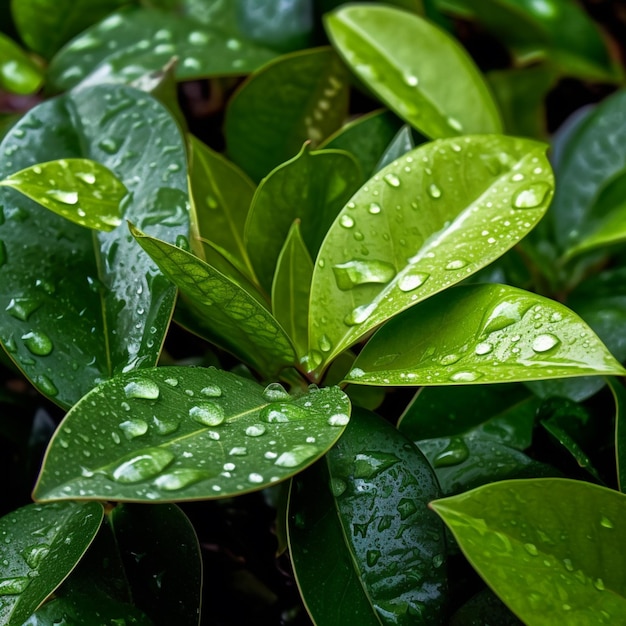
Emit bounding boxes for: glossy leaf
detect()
[399,384,538,449]
[0,159,126,231]
[33,366,350,502]
[609,378,626,492]
[309,135,554,373]
[245,144,361,292]
[110,504,202,626]
[289,408,447,625]
[0,85,189,407]
[431,479,626,624]
[374,125,415,172]
[271,221,313,358]
[0,32,43,94]
[131,226,295,376]
[47,8,278,92]
[0,501,103,626]
[11,0,130,59]
[325,5,502,139]
[188,135,256,280]
[225,47,349,182]
[346,284,626,386]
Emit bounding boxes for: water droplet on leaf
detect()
[200,384,222,397]
[189,402,225,426]
[433,438,469,467]
[383,173,401,188]
[22,331,53,356]
[428,183,442,199]
[398,268,429,292]
[124,379,160,400]
[0,576,30,595]
[262,383,291,401]
[154,469,209,491]
[512,182,551,209]
[21,544,49,569]
[275,444,318,468]
[119,419,149,439]
[245,424,266,437]
[532,333,560,353]
[110,448,175,484]
[332,259,395,290]
[330,477,347,497]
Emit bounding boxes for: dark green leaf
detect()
[309,136,553,373]
[225,47,349,182]
[346,284,626,386]
[374,125,416,172]
[431,479,626,624]
[450,588,523,626]
[289,408,446,625]
[0,32,43,94]
[0,159,126,231]
[33,366,350,501]
[0,501,103,626]
[325,5,502,139]
[271,220,313,359]
[47,7,278,92]
[245,143,361,292]
[0,85,189,407]
[608,378,626,492]
[131,226,295,376]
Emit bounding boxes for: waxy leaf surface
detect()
[608,378,626,493]
[325,5,502,139]
[289,408,446,625]
[225,47,349,182]
[0,159,126,231]
[0,85,189,407]
[48,8,277,92]
[309,135,553,373]
[34,367,350,502]
[0,32,43,94]
[347,284,626,386]
[431,479,626,625]
[0,501,103,626]
[132,227,295,376]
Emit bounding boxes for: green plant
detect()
[1,1,626,624]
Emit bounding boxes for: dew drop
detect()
[189,402,225,426]
[445,259,467,270]
[200,384,222,398]
[245,424,266,437]
[397,498,417,520]
[76,171,96,185]
[154,469,209,491]
[354,451,398,478]
[428,183,442,199]
[0,576,30,595]
[248,472,264,484]
[433,438,469,467]
[98,138,120,154]
[21,544,50,568]
[398,268,429,292]
[339,214,354,228]
[188,30,210,45]
[447,116,463,132]
[367,549,381,567]
[36,375,58,397]
[368,202,382,214]
[600,516,614,529]
[164,378,179,387]
[110,448,175,484]
[532,333,560,353]
[330,477,347,497]
[262,382,291,401]
[512,182,551,209]
[332,259,396,290]
[344,304,374,326]
[5,298,41,321]
[439,353,461,366]
[124,379,160,400]
[318,334,332,352]
[482,299,531,334]
[594,578,605,591]
[524,543,539,556]
[47,189,78,205]
[383,173,401,188]
[449,370,481,382]
[229,446,248,456]
[328,413,350,427]
[275,444,319,468]
[22,331,53,356]
[403,73,419,86]
[119,419,148,439]
[474,342,493,355]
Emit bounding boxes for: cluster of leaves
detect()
[1,0,626,624]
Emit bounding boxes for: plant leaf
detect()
[325,5,502,139]
[0,501,103,626]
[0,159,126,231]
[224,47,349,182]
[450,588,523,626]
[47,7,277,92]
[271,220,313,359]
[288,408,447,625]
[374,124,416,172]
[131,226,295,376]
[309,135,553,374]
[245,143,362,292]
[607,378,626,493]
[430,478,626,624]
[33,367,350,502]
[346,284,626,386]
[0,85,189,407]
[0,32,43,94]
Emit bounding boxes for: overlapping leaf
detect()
[34,367,350,502]
[608,378,626,493]
[0,32,43,94]
[308,135,553,374]
[325,5,502,139]
[346,284,626,386]
[0,85,189,407]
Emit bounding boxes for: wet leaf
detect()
[431,478,626,624]
[607,378,626,492]
[0,32,43,94]
[33,367,350,502]
[346,284,626,386]
[325,5,502,139]
[0,159,126,231]
[245,143,361,292]
[47,7,277,92]
[399,384,538,449]
[131,226,295,376]
[288,408,447,625]
[0,501,103,626]
[309,135,553,373]
[0,85,189,407]
[271,221,313,359]
[225,47,349,182]
[374,125,416,172]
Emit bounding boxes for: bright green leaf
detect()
[346,284,626,386]
[325,4,502,139]
[309,135,554,373]
[0,32,43,94]
[271,220,313,359]
[245,143,362,292]
[289,408,447,625]
[0,501,103,626]
[431,479,626,624]
[225,47,349,182]
[33,367,350,502]
[131,226,295,376]
[0,159,126,231]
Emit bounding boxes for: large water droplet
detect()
[47,189,78,205]
[245,424,266,437]
[275,444,319,468]
[332,259,396,290]
[248,472,264,484]
[524,543,539,556]
[433,438,469,467]
[22,331,53,356]
[474,342,493,355]
[36,375,58,397]
[152,415,179,435]
[483,299,531,334]
[445,259,467,270]
[21,544,50,569]
[398,268,429,292]
[318,334,332,353]
[328,413,349,427]
[354,451,398,478]
[330,477,347,497]
[200,384,222,397]
[449,370,481,382]
[428,183,442,199]
[368,202,382,214]
[262,382,291,402]
[397,498,417,520]
[512,182,551,209]
[339,215,354,228]
[189,402,225,426]
[124,379,160,400]
[532,333,560,353]
[119,419,149,439]
[154,469,209,491]
[383,173,401,188]
[110,448,175,484]
[600,516,614,529]
[367,549,381,567]
[344,304,374,326]
[260,404,290,423]
[0,576,30,595]
[5,297,41,321]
